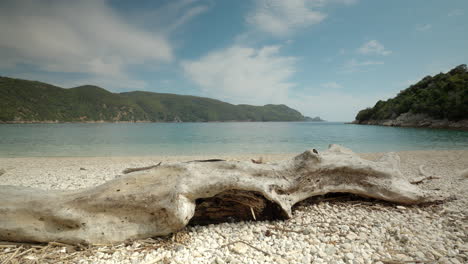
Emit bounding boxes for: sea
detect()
[0,122,467,157]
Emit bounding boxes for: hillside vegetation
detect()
[0,76,309,122]
[355,64,468,124]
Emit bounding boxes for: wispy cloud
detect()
[321,82,343,89]
[169,5,210,31]
[415,24,432,32]
[181,45,296,104]
[246,0,357,37]
[342,59,384,73]
[246,0,325,37]
[357,40,392,56]
[136,0,211,33]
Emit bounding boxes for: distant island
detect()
[352,64,468,130]
[305,116,325,122]
[0,76,323,123]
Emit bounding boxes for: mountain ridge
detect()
[0,76,321,123]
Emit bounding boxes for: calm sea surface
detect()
[0,122,467,157]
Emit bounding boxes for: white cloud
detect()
[246,0,357,37]
[180,43,386,121]
[247,0,325,37]
[343,59,384,73]
[321,82,343,89]
[0,1,173,77]
[181,45,296,104]
[0,0,208,90]
[415,24,432,32]
[357,40,392,56]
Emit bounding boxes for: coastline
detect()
[0,120,326,124]
[350,113,468,131]
[1,150,467,263]
[349,121,468,131]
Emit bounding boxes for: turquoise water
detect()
[0,122,467,157]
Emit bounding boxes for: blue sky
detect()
[0,0,467,121]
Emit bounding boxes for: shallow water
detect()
[0,122,467,157]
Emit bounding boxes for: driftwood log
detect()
[0,144,430,245]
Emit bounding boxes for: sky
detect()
[0,0,467,121]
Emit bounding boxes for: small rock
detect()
[214,257,225,264]
[325,245,336,255]
[344,253,354,260]
[395,254,410,261]
[430,249,443,258]
[230,242,248,254]
[341,243,352,250]
[80,167,86,171]
[174,245,184,252]
[414,252,425,259]
[243,235,254,241]
[396,205,406,210]
[318,251,327,258]
[447,249,458,257]
[346,232,358,240]
[310,245,318,253]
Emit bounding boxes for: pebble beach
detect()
[0,150,467,264]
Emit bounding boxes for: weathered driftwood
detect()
[0,144,430,245]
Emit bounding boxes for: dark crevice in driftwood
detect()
[186,159,226,163]
[122,162,161,174]
[189,190,288,225]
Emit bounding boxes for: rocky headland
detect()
[353,64,467,130]
[352,113,468,130]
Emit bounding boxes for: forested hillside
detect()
[0,76,309,122]
[354,64,467,128]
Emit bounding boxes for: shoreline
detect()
[349,122,468,131]
[1,147,468,159]
[0,148,466,159]
[0,120,326,124]
[349,116,468,131]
